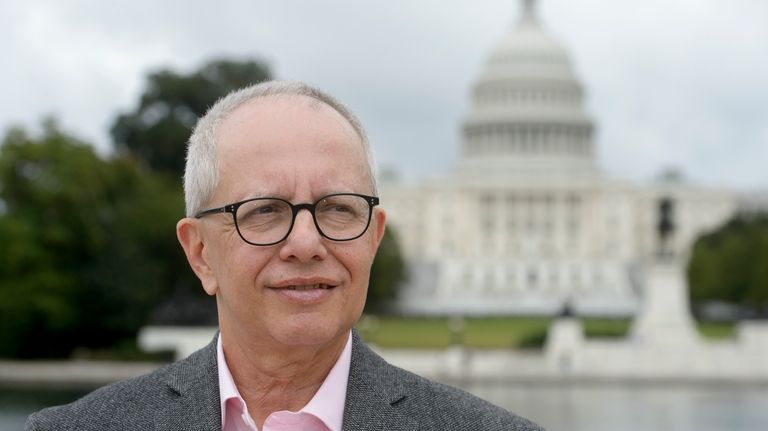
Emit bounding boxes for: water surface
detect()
[463,382,768,431]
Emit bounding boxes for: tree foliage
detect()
[111,59,271,175]
[0,121,192,358]
[688,214,768,314]
[367,226,406,313]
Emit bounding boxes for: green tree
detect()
[367,226,406,312]
[688,214,768,315]
[111,59,271,176]
[0,121,188,358]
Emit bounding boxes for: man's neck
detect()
[221,330,349,429]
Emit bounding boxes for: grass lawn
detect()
[463,318,550,349]
[356,316,736,349]
[357,317,453,348]
[696,321,737,339]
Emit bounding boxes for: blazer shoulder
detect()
[393,366,544,431]
[349,334,543,431]
[25,364,174,431]
[25,337,219,431]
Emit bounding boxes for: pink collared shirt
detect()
[217,332,352,431]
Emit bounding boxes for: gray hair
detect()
[183,81,377,217]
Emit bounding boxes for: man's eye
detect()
[238,201,287,222]
[255,204,281,214]
[330,204,353,213]
[320,202,358,215]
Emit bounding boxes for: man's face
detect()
[180,95,385,349]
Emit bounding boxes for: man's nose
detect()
[278,209,328,262]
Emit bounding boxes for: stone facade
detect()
[381,0,737,316]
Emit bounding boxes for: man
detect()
[26,81,543,430]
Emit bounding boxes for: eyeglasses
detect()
[194,193,379,246]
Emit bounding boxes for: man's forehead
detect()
[215,94,363,161]
[209,92,372,198]
[217,95,357,147]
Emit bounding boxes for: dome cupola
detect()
[461,0,596,174]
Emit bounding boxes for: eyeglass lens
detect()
[235,194,372,245]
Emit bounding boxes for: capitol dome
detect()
[461,0,596,174]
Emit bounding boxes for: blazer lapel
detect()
[156,334,222,431]
[342,330,418,431]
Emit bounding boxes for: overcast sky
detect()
[2,0,767,190]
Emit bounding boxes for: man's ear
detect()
[371,208,387,250]
[176,218,219,296]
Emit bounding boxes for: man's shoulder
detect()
[391,365,543,430]
[349,335,543,430]
[25,339,218,431]
[25,362,176,430]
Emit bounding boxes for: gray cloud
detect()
[1,0,766,188]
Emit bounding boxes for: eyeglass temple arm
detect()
[194,205,233,219]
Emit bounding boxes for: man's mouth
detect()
[269,281,338,303]
[283,284,333,290]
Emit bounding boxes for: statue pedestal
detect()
[629,260,701,346]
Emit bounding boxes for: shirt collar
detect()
[217,332,352,431]
[217,334,245,429]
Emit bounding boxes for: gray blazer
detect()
[26,331,543,430]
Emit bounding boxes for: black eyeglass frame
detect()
[194,192,380,246]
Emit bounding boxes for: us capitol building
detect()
[380,0,737,316]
